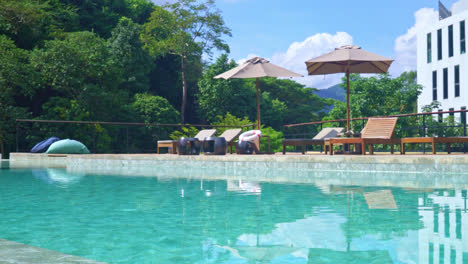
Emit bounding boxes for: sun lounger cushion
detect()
[312,127,345,140]
[45,139,91,154]
[31,137,61,153]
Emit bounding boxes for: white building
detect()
[417,3,468,118]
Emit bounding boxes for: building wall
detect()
[417,9,468,114]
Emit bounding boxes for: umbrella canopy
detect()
[305,45,394,132]
[215,57,302,129]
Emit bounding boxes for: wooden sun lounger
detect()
[329,118,400,155]
[401,137,468,154]
[282,127,345,154]
[218,129,243,154]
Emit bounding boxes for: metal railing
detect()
[283,109,468,153]
[15,119,255,154]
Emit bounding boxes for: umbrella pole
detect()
[256,78,260,130]
[346,71,350,133]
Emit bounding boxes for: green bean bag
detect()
[45,139,91,154]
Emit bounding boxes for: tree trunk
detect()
[181,55,187,125]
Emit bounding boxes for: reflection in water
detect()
[32,168,85,184]
[3,168,468,264]
[418,190,468,264]
[227,180,261,195]
[212,185,468,264]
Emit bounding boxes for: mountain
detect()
[315,84,345,102]
[314,84,346,113]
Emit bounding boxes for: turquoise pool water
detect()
[1,166,468,264]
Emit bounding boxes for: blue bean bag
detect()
[45,139,91,154]
[31,137,60,153]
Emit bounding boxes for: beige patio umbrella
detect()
[305,45,394,132]
[214,57,302,129]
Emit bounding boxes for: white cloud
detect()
[236,32,353,89]
[452,0,468,14]
[270,32,353,89]
[391,8,438,76]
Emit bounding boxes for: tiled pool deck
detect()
[0,239,107,264]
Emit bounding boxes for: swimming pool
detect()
[1,163,468,263]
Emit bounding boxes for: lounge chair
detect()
[218,129,243,154]
[282,127,345,154]
[328,117,400,155]
[157,129,217,154]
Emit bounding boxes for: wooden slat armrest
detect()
[329,138,362,144]
[401,137,434,144]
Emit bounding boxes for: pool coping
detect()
[8,152,468,166]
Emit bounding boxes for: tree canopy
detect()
[0,0,433,157]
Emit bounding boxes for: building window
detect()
[439,110,443,123]
[433,71,437,101]
[427,33,432,63]
[455,65,460,97]
[449,108,454,117]
[449,25,454,57]
[443,68,448,99]
[461,21,466,54]
[438,29,443,60]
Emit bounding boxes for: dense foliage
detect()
[1,1,443,157]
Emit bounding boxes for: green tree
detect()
[132,93,179,124]
[210,113,253,135]
[132,93,180,144]
[141,0,231,124]
[123,0,154,24]
[31,31,125,121]
[60,0,127,38]
[324,71,422,135]
[0,0,78,49]
[260,92,287,130]
[199,55,331,129]
[0,35,36,157]
[253,78,330,127]
[108,17,151,94]
[197,54,255,122]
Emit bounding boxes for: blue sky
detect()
[216,0,446,60]
[156,0,464,88]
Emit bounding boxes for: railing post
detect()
[422,115,426,154]
[93,126,96,154]
[464,116,467,153]
[16,122,19,152]
[320,123,323,153]
[126,127,129,154]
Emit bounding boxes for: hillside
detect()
[315,84,345,102]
